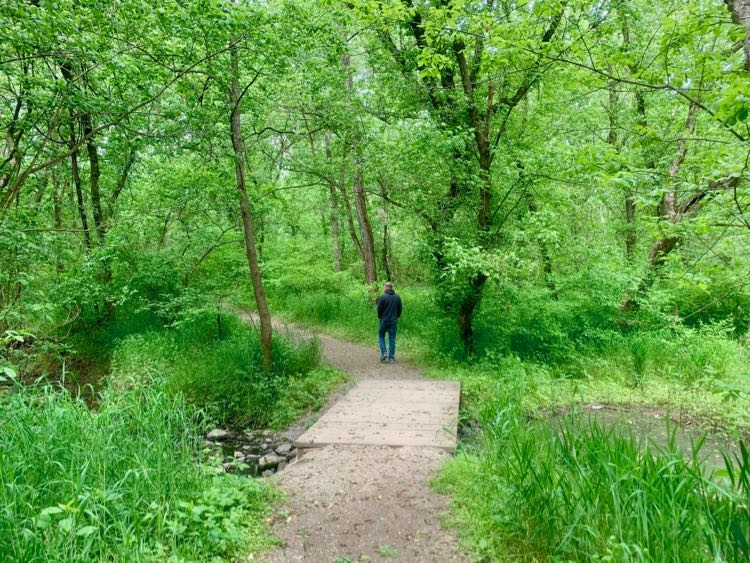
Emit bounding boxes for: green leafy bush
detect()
[111,309,326,427]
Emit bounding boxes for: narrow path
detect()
[241,313,466,562]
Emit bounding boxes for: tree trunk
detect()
[526,194,556,295]
[52,167,65,273]
[59,61,91,251]
[325,134,342,271]
[81,113,105,243]
[229,48,273,371]
[329,185,343,271]
[382,223,393,281]
[621,103,698,311]
[353,164,377,284]
[725,0,750,70]
[69,122,91,252]
[340,181,364,260]
[606,70,638,263]
[458,274,487,356]
[109,147,136,219]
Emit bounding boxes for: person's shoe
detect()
[389,358,395,364]
[380,356,387,363]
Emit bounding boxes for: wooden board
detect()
[295,379,460,452]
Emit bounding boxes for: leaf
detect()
[1,366,17,379]
[59,517,74,532]
[41,506,64,516]
[76,525,97,537]
[35,504,64,528]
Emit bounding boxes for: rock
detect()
[258,453,285,469]
[223,462,235,472]
[234,450,244,460]
[244,454,261,464]
[262,469,274,477]
[284,448,297,460]
[275,443,293,455]
[207,429,230,441]
[262,429,273,438]
[277,461,287,471]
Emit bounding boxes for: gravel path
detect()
[240,313,466,562]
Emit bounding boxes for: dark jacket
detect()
[377,289,403,322]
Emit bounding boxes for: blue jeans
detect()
[378,319,397,361]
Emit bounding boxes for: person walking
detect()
[376,282,402,364]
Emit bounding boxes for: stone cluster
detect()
[204,428,297,477]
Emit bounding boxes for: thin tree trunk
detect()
[382,222,393,281]
[606,70,638,263]
[81,113,104,243]
[325,133,342,271]
[378,177,393,280]
[52,167,65,273]
[109,148,136,218]
[621,103,698,311]
[60,61,91,251]
[340,181,364,260]
[353,164,377,284]
[229,48,273,371]
[620,13,654,263]
[526,194,556,295]
[330,185,343,271]
[69,123,91,251]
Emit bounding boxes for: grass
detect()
[0,304,346,561]
[110,308,346,429]
[0,381,279,561]
[434,402,750,561]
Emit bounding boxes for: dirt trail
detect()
[240,313,465,562]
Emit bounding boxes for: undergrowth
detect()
[0,381,279,561]
[435,401,750,561]
[0,305,343,561]
[109,308,344,428]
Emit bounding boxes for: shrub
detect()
[111,309,322,427]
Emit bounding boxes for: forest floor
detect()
[239,312,466,562]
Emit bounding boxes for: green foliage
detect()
[2,0,750,559]
[436,403,750,561]
[0,381,278,561]
[111,309,326,427]
[266,279,446,363]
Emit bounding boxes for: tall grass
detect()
[0,381,278,561]
[436,401,750,561]
[111,309,342,428]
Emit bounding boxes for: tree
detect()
[350,0,570,352]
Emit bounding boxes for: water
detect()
[546,405,745,474]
